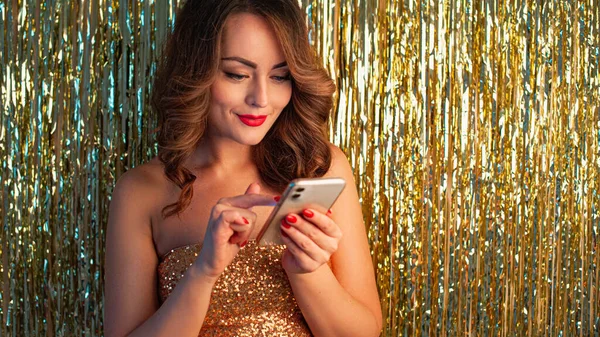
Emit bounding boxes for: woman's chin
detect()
[236,133,268,146]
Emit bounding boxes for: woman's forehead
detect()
[221,13,287,68]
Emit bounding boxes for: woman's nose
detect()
[246,79,268,108]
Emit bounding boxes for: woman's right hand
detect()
[193,182,275,280]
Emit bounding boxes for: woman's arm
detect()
[104,168,218,337]
[281,145,383,337]
[287,264,381,337]
[104,170,276,337]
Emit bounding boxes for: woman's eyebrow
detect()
[221,56,288,70]
[271,61,287,70]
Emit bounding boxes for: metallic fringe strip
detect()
[1,0,599,335]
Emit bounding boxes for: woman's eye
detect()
[224,72,247,81]
[272,74,291,83]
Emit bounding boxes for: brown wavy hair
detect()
[151,0,335,218]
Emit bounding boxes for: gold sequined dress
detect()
[157,240,313,336]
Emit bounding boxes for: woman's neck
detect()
[188,135,255,178]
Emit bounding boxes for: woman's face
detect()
[207,13,292,145]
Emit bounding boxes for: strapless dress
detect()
[157,240,313,336]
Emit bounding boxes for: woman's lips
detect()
[237,114,267,127]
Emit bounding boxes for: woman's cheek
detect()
[274,85,293,110]
[211,80,243,107]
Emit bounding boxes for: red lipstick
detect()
[237,114,267,127]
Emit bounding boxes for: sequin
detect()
[157,241,312,336]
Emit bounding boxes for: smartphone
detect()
[256,177,346,246]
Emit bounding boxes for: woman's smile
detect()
[236,114,268,127]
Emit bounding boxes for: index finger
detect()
[219,194,277,209]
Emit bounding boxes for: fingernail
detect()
[281,219,291,229]
[242,217,249,224]
[281,231,289,238]
[302,209,314,218]
[240,240,248,247]
[327,209,333,216]
[274,196,281,202]
[286,214,297,223]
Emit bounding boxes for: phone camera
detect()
[296,188,305,192]
[292,193,302,199]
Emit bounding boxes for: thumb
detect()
[244,182,261,195]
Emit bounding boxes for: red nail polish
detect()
[240,240,248,247]
[303,209,314,218]
[281,219,291,229]
[286,214,297,223]
[327,209,333,216]
[274,196,281,202]
[242,217,249,224]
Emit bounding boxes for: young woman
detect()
[104,0,382,336]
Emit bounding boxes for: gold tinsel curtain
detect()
[1,0,599,336]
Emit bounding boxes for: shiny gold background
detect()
[1,0,599,336]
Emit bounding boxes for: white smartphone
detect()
[257,177,346,246]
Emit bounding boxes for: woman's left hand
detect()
[280,208,342,274]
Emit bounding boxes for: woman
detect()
[104,0,382,336]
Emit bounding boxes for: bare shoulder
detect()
[321,143,383,330]
[113,157,165,191]
[322,142,358,217]
[108,157,169,241]
[104,157,167,336]
[324,143,354,179]
[112,157,167,208]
